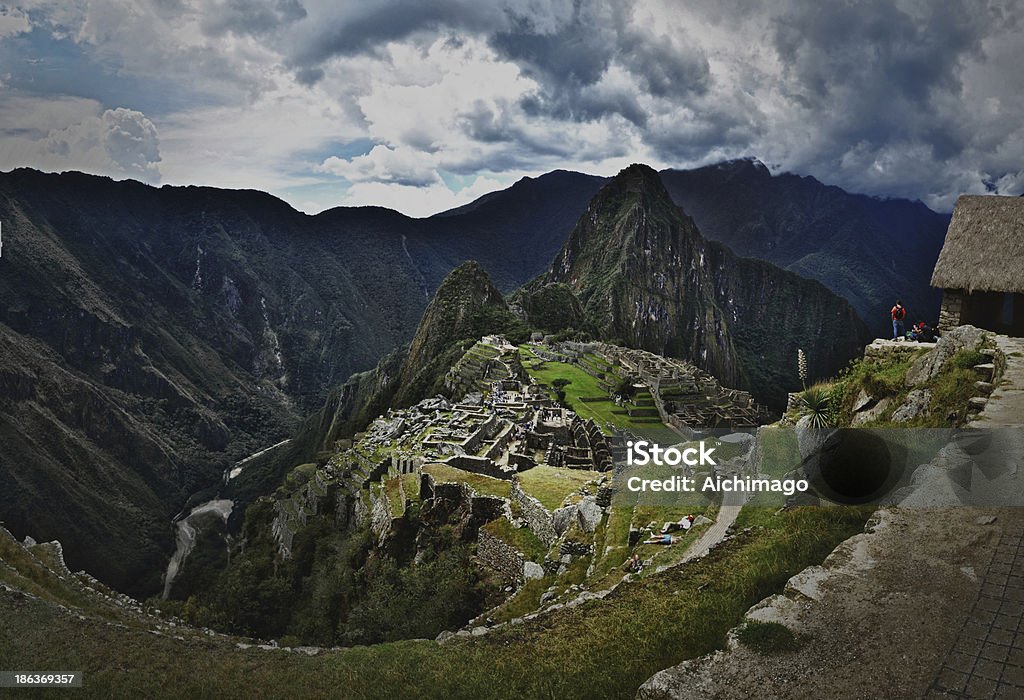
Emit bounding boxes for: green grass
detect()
[481,517,548,563]
[488,576,552,623]
[830,347,991,428]
[0,535,112,618]
[383,476,405,517]
[518,348,678,440]
[401,472,421,504]
[422,463,512,500]
[832,353,920,424]
[754,427,800,479]
[1,505,872,699]
[517,466,601,510]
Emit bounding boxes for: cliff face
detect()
[659,159,948,334]
[541,164,867,407]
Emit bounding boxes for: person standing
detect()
[891,300,906,340]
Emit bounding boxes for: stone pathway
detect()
[924,335,1024,697]
[928,518,1024,698]
[969,335,1024,429]
[638,508,1013,699]
[678,489,746,564]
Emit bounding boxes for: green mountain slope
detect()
[534,164,868,407]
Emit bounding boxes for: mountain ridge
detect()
[534,163,867,406]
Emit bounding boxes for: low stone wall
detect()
[444,454,511,480]
[511,479,557,545]
[477,530,526,584]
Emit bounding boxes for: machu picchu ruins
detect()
[269,333,767,592]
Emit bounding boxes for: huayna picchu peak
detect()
[534,163,868,408]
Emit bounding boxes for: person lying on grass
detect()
[661,515,695,533]
[643,533,678,545]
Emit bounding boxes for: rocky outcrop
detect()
[891,389,931,423]
[904,325,990,386]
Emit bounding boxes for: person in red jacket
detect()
[891,300,906,340]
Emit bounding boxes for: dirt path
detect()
[678,489,746,564]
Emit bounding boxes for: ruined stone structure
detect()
[477,530,528,584]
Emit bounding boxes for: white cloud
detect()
[341,174,509,217]
[2,0,1023,214]
[319,145,441,187]
[0,95,162,182]
[0,8,31,38]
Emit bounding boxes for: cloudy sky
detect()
[1,1,1022,216]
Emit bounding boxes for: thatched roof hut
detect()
[931,194,1024,294]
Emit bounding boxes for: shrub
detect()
[799,386,835,429]
[948,349,986,370]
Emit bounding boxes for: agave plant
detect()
[799,386,834,429]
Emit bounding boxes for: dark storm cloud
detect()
[200,0,308,37]
[490,3,709,126]
[286,1,505,66]
[761,0,1024,204]
[772,1,988,150]
[5,0,1023,210]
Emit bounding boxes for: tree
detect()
[551,378,572,405]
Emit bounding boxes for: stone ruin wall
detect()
[477,530,526,584]
[511,479,557,546]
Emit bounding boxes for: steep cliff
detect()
[538,164,868,407]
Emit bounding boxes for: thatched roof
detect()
[931,194,1024,293]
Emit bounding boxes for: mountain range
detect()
[0,160,946,594]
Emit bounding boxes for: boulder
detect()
[973,363,996,381]
[551,505,577,535]
[905,325,988,386]
[891,389,931,423]
[851,397,892,426]
[852,389,874,413]
[523,561,545,580]
[795,415,833,460]
[967,397,988,412]
[575,496,602,532]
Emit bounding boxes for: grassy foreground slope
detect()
[1,505,869,699]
